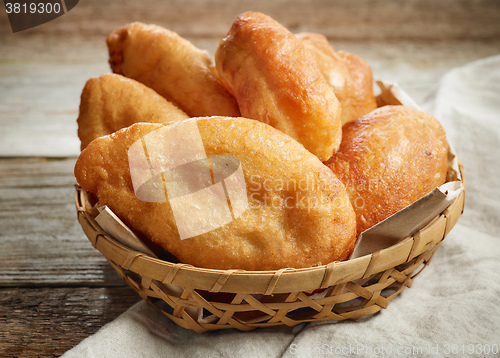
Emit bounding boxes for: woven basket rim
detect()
[75,162,465,295]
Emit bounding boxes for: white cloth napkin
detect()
[63,55,500,358]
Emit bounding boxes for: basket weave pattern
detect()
[75,164,464,332]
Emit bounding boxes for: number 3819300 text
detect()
[5,2,62,14]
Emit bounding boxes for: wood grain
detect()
[0,158,140,357]
[1,0,499,156]
[1,0,499,355]
[2,0,500,63]
[0,157,122,286]
[0,287,140,358]
[2,0,499,45]
[2,42,499,157]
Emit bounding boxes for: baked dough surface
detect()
[77,73,188,150]
[107,22,240,118]
[215,12,342,161]
[75,118,357,270]
[325,105,449,235]
[297,32,377,125]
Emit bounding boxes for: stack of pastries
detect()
[75,11,449,271]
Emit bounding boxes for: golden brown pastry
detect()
[296,32,377,125]
[215,12,342,162]
[77,73,188,150]
[75,117,357,270]
[107,22,240,118]
[324,105,448,236]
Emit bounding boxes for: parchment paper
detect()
[64,55,500,358]
[92,80,464,263]
[349,81,464,259]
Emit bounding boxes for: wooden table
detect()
[1,1,499,356]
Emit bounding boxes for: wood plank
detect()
[1,0,499,48]
[0,286,140,358]
[2,0,500,63]
[0,1,496,355]
[0,157,123,286]
[2,40,499,157]
[1,0,499,156]
[0,63,108,157]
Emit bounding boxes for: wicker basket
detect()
[74,161,464,333]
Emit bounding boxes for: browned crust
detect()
[215,12,342,161]
[75,118,357,270]
[77,73,188,150]
[106,22,240,118]
[297,32,377,125]
[325,105,449,235]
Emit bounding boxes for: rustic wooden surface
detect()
[0,0,499,356]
